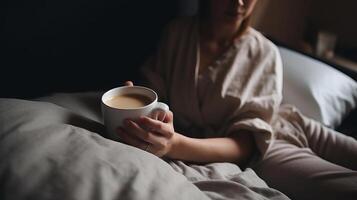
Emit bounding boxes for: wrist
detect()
[167,132,185,159]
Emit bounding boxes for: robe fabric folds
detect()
[141,16,310,157]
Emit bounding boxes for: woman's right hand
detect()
[117,110,179,158]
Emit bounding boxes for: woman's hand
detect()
[117,110,178,158]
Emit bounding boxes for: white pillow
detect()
[279,46,357,128]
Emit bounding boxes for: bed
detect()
[1,44,356,200]
[1,1,357,199]
[0,91,292,200]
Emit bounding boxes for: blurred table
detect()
[330,55,357,73]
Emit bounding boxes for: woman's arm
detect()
[168,131,255,164]
[117,110,256,165]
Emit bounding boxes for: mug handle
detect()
[151,102,169,121]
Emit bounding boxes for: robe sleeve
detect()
[140,20,179,103]
[225,42,283,155]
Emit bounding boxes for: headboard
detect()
[0,0,185,98]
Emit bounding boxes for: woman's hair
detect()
[198,0,251,37]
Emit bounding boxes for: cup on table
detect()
[316,31,337,59]
[101,86,169,141]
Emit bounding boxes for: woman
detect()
[117,0,357,199]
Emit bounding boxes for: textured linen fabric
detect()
[0,98,209,200]
[253,108,357,200]
[279,46,357,128]
[141,16,357,200]
[0,95,291,200]
[141,16,282,157]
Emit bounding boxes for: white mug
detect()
[101,86,169,141]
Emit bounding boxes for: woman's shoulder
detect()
[240,28,280,54]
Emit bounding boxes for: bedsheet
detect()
[0,92,290,200]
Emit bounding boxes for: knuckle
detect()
[142,132,150,140]
[168,110,173,118]
[167,130,174,138]
[157,123,164,130]
[157,141,166,149]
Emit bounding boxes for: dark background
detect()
[1,0,356,135]
[1,0,356,98]
[0,0,198,98]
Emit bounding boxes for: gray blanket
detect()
[0,92,290,200]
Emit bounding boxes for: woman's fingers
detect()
[124,81,134,86]
[119,117,176,157]
[117,127,147,149]
[149,110,173,123]
[138,117,172,137]
[157,111,166,122]
[124,119,149,140]
[123,119,166,147]
[151,110,166,121]
[162,110,173,123]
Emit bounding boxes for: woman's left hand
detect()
[117,110,177,157]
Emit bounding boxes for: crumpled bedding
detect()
[0,92,290,200]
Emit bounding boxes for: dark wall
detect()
[0,0,179,98]
[308,0,357,61]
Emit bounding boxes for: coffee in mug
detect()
[105,94,152,109]
[101,86,169,141]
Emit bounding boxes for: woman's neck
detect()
[200,17,242,47]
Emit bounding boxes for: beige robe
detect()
[141,16,308,157]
